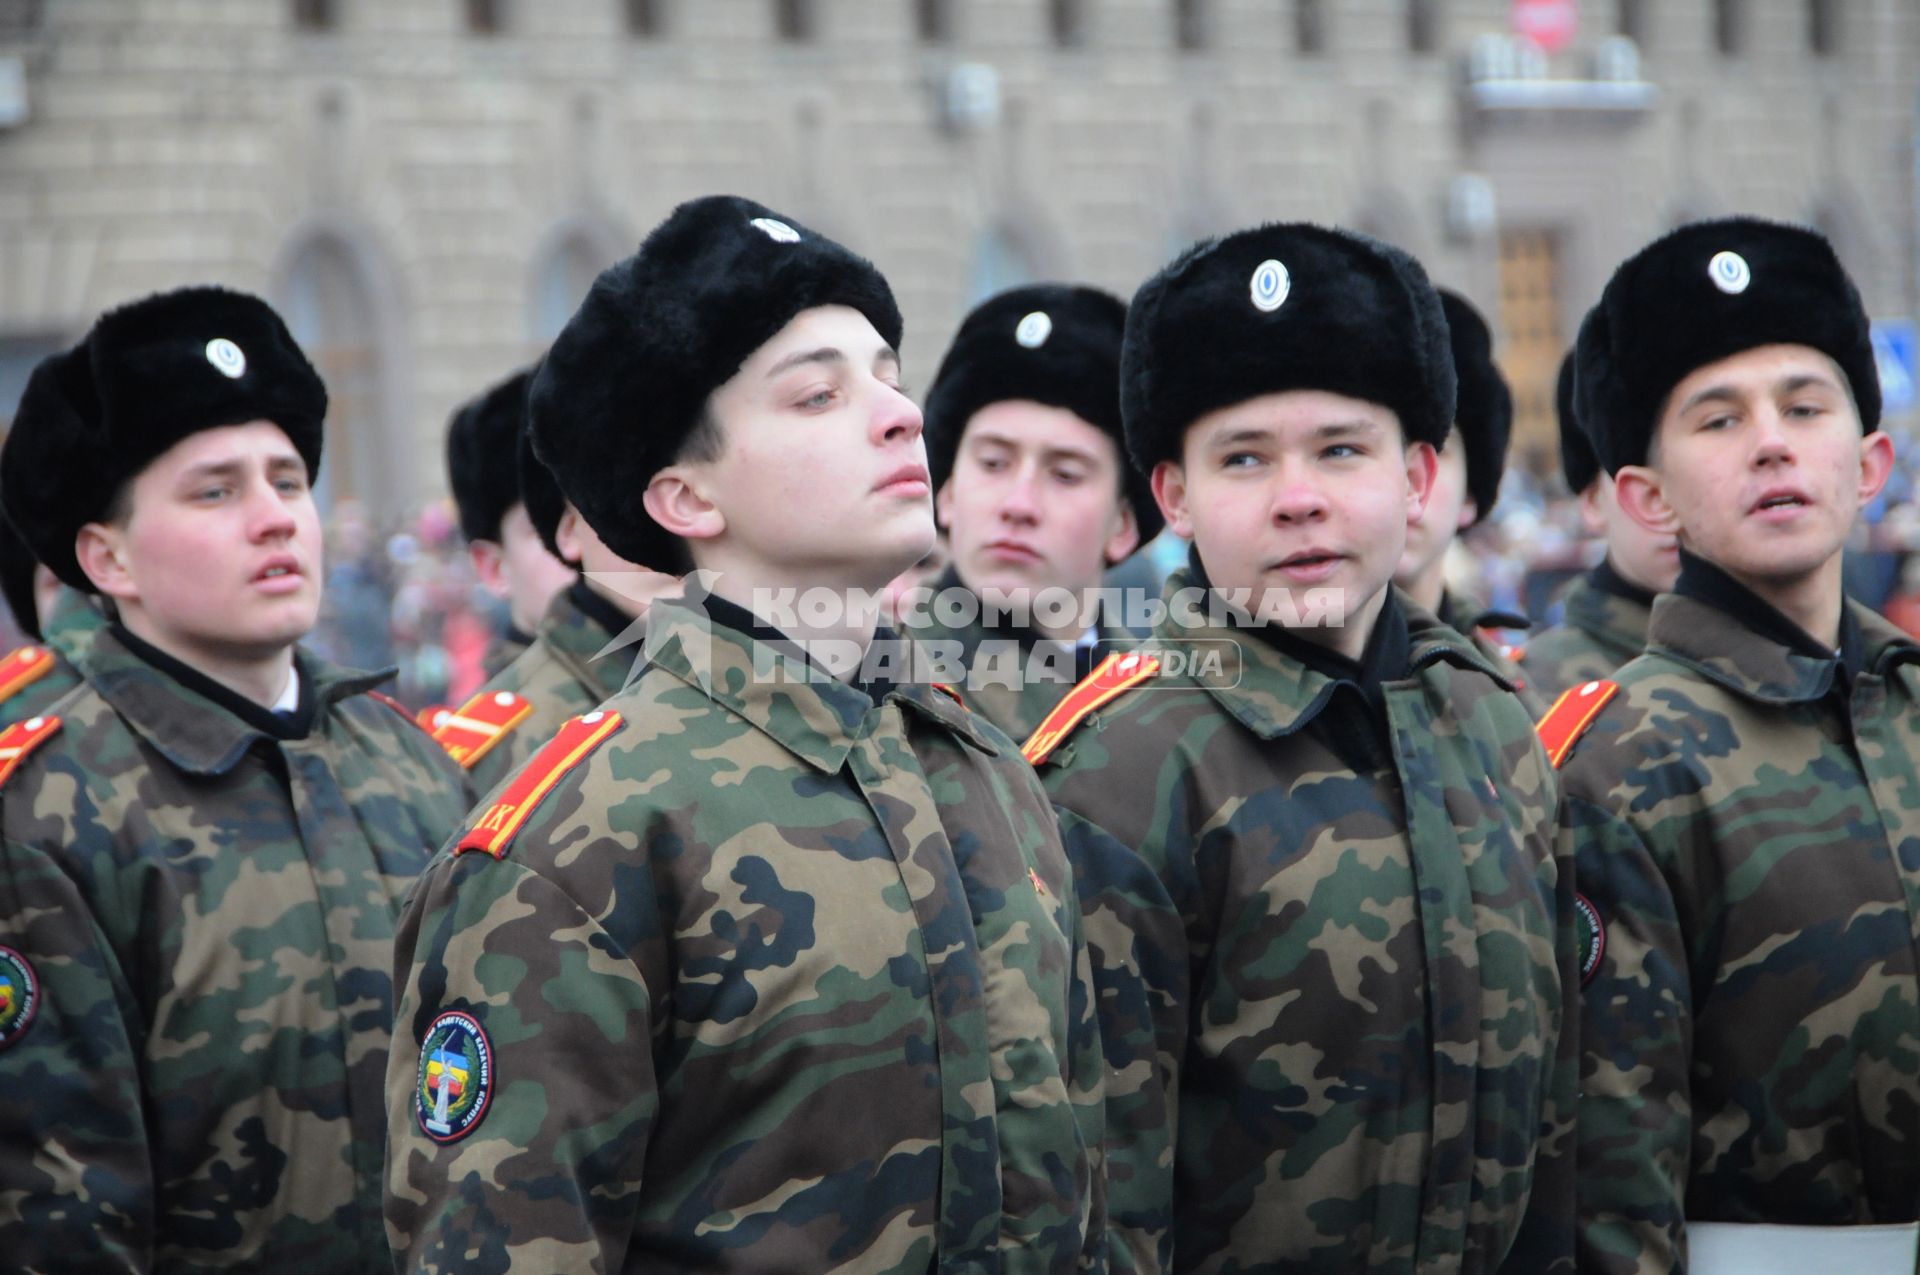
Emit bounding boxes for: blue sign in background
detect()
[1874,320,1916,415]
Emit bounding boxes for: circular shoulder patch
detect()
[1250,258,1291,313]
[0,946,41,1051]
[1708,250,1751,295]
[1574,893,1605,988]
[415,1010,495,1143]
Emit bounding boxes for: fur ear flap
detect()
[447,367,536,546]
[1437,290,1513,526]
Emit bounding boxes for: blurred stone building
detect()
[1,0,1915,517]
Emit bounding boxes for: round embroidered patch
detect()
[1015,310,1053,349]
[1574,893,1605,988]
[205,337,247,379]
[0,945,41,1051]
[1249,258,1291,313]
[1708,250,1751,295]
[415,1010,494,1143]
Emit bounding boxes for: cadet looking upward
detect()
[1557,217,1920,1275]
[1025,223,1575,1274]
[384,196,1106,1274]
[429,381,677,791]
[910,283,1162,740]
[1522,351,1680,702]
[0,286,474,1272]
[445,367,576,677]
[1393,288,1541,711]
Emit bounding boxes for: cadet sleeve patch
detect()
[1535,679,1619,768]
[0,646,55,706]
[430,689,535,770]
[0,714,61,789]
[415,1009,494,1142]
[457,710,625,858]
[1575,893,1605,987]
[0,946,40,1050]
[1021,651,1161,766]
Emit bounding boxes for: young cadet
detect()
[445,367,576,677]
[1523,352,1680,702]
[1025,223,1574,1273]
[384,196,1105,1273]
[0,499,101,727]
[910,283,1163,739]
[1394,288,1541,711]
[1554,218,1920,1274]
[428,429,676,790]
[0,286,474,1271]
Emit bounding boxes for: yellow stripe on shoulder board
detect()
[0,713,61,789]
[457,711,624,858]
[430,688,534,770]
[1021,651,1160,767]
[0,646,55,706]
[1535,679,1619,769]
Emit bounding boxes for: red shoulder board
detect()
[367,691,427,728]
[931,682,965,707]
[1499,642,1526,664]
[1021,651,1160,767]
[0,646,55,706]
[416,704,451,731]
[1535,679,1620,769]
[430,689,534,771]
[456,710,624,858]
[0,714,61,789]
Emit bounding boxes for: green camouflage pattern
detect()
[0,588,101,730]
[1037,572,1576,1274]
[481,626,533,680]
[1440,587,1546,716]
[386,597,1106,1273]
[0,626,473,1273]
[1560,593,1920,1274]
[1524,572,1651,705]
[466,585,632,792]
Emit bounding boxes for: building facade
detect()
[1,0,1915,515]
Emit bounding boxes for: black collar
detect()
[698,590,904,705]
[110,623,316,739]
[568,576,636,644]
[1674,550,1866,686]
[504,620,535,649]
[1589,556,1659,609]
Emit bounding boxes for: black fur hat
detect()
[1575,216,1880,474]
[1554,350,1600,495]
[517,424,573,565]
[2,286,326,592]
[528,195,904,568]
[1121,221,1456,473]
[446,367,535,545]
[1437,290,1513,526]
[924,283,1163,545]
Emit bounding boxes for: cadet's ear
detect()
[1612,464,1681,538]
[1102,501,1141,567]
[934,478,957,533]
[1858,430,1896,506]
[1150,460,1193,541]
[467,539,508,598]
[1403,440,1439,523]
[1575,476,1611,538]
[74,522,136,602]
[643,466,726,543]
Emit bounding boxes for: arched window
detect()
[279,233,387,515]
[968,226,1038,305]
[529,232,607,344]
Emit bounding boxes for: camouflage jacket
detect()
[0,626,473,1273]
[1524,566,1653,706]
[460,581,633,791]
[1559,578,1920,1274]
[0,587,104,730]
[1035,574,1575,1274]
[385,597,1106,1274]
[1440,587,1545,716]
[481,623,534,680]
[907,569,1139,742]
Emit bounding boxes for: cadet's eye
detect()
[1052,467,1086,486]
[1322,443,1362,460]
[1700,413,1737,432]
[1221,452,1261,470]
[800,388,837,410]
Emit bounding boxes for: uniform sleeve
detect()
[1564,792,1691,1275]
[384,852,657,1275]
[0,836,154,1273]
[1061,872,1110,1272]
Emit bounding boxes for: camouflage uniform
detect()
[1523,562,1653,705]
[481,623,533,680]
[463,581,633,792]
[0,588,102,730]
[1439,587,1544,716]
[385,596,1106,1274]
[909,568,1139,742]
[0,625,473,1273]
[1035,571,1575,1274]
[1560,559,1920,1274]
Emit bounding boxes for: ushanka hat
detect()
[517,423,573,565]
[1574,216,1879,474]
[447,366,536,546]
[528,195,904,568]
[1553,348,1601,495]
[2,286,326,592]
[1437,289,1514,526]
[1121,221,1456,471]
[923,283,1162,544]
